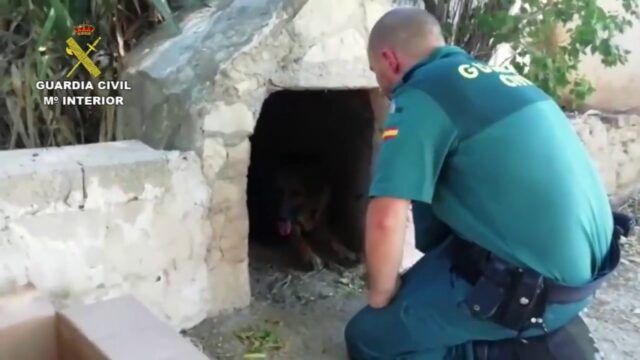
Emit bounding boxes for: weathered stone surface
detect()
[209,176,249,265]
[117,0,418,150]
[0,227,29,294]
[572,112,640,199]
[0,141,214,330]
[113,2,425,321]
[207,260,250,317]
[0,148,83,218]
[218,139,251,180]
[210,179,245,215]
[203,102,255,136]
[218,204,249,264]
[202,137,228,183]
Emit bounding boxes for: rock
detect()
[0,141,213,330]
[218,139,251,180]
[207,260,251,316]
[203,102,255,136]
[571,112,640,198]
[117,0,419,151]
[202,137,228,183]
[115,0,423,324]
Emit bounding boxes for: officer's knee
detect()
[344,313,361,347]
[344,309,373,352]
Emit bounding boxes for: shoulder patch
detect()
[382,127,399,140]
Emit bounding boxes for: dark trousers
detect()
[344,238,590,360]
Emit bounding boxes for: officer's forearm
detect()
[365,197,409,308]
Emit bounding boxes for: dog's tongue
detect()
[277,221,292,236]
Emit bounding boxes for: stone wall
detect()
[0,141,213,330]
[571,112,640,202]
[117,0,414,319]
[117,0,411,151]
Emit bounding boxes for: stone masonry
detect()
[572,112,640,203]
[0,141,213,329]
[117,0,419,321]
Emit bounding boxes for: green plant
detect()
[234,323,285,357]
[0,0,184,150]
[422,0,639,109]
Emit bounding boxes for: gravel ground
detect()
[187,196,640,360]
[186,243,366,359]
[583,196,640,360]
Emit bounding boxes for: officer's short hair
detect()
[368,8,444,57]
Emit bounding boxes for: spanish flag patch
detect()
[382,127,399,140]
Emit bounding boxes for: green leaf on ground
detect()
[235,325,285,356]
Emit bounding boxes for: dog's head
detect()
[274,157,329,237]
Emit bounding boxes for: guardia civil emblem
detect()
[66,22,102,78]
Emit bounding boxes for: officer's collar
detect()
[391,45,469,94]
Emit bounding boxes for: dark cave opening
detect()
[247,89,376,269]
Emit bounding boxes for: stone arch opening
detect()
[246,89,376,271]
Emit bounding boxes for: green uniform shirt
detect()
[370,46,613,286]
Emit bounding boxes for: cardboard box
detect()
[0,295,208,360]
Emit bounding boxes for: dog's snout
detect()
[277,218,293,236]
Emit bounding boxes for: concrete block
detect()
[202,137,227,183]
[302,29,367,63]
[0,148,83,217]
[0,141,216,330]
[218,139,250,180]
[203,102,255,135]
[573,112,640,196]
[207,260,250,317]
[210,179,245,214]
[218,204,249,264]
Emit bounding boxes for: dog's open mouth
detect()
[277,219,292,237]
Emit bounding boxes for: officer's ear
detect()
[380,49,401,75]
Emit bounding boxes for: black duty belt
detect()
[450,211,631,332]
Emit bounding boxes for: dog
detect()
[274,157,360,271]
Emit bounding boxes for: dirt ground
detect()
[186,242,366,359]
[582,196,640,360]
[186,197,640,360]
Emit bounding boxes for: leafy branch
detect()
[422,0,639,109]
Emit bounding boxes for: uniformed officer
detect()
[344,8,618,359]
